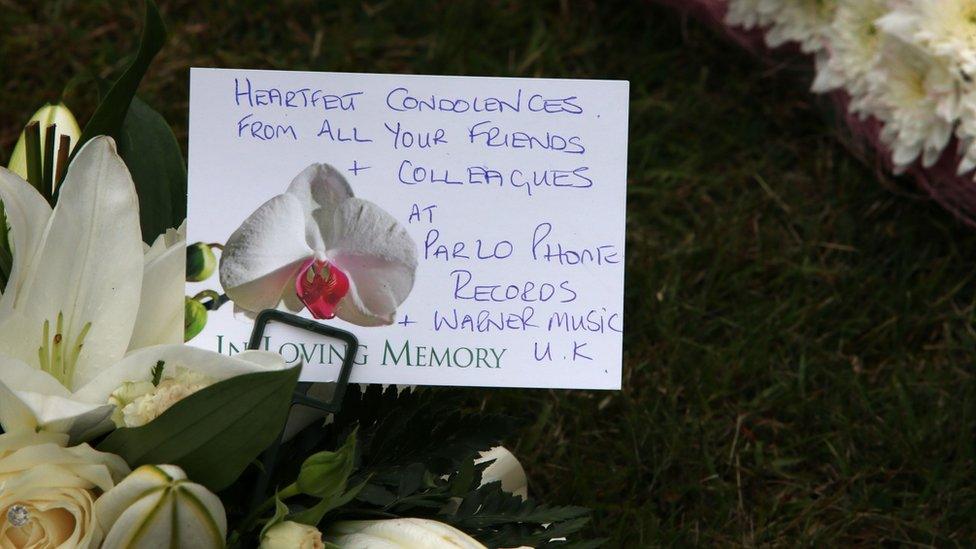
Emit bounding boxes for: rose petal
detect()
[326,198,418,326]
[220,193,313,313]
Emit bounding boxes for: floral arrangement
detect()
[656,0,976,226]
[0,2,600,548]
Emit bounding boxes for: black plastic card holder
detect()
[247,308,360,413]
[247,309,359,506]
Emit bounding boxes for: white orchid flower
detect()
[219,163,418,326]
[0,136,283,440]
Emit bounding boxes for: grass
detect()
[4,0,976,545]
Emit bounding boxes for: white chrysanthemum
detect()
[811,0,887,115]
[108,367,215,428]
[877,0,976,82]
[865,38,957,169]
[725,0,771,30]
[757,0,837,53]
[954,92,976,176]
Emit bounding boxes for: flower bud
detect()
[260,521,325,549]
[184,297,208,341]
[96,464,227,549]
[186,242,217,282]
[297,430,356,500]
[7,103,81,179]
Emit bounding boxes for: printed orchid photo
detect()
[217,163,418,327]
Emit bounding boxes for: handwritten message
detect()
[187,68,628,389]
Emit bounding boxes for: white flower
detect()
[328,518,486,549]
[811,0,887,110]
[219,163,418,327]
[877,0,976,81]
[6,103,81,182]
[758,0,836,53]
[864,38,958,169]
[108,367,215,428]
[725,0,771,30]
[0,431,129,548]
[957,92,976,175]
[261,521,325,549]
[0,137,285,440]
[0,344,285,440]
[96,464,226,549]
[476,446,528,500]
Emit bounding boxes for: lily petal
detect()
[73,344,285,405]
[0,168,52,306]
[0,355,112,440]
[220,193,313,313]
[0,137,144,389]
[285,163,354,251]
[327,198,418,326]
[128,221,186,350]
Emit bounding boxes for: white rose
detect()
[0,431,129,548]
[328,518,486,548]
[261,521,325,549]
[96,464,227,549]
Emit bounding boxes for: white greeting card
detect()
[187,68,628,389]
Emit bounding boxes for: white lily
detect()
[219,163,418,326]
[0,136,282,440]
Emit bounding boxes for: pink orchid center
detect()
[295,258,350,319]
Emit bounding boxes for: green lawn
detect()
[4,1,976,546]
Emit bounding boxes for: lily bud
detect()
[186,242,217,282]
[96,464,227,549]
[184,297,208,341]
[260,521,325,549]
[7,102,81,179]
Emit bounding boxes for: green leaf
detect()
[258,494,290,539]
[72,0,165,158]
[116,95,187,242]
[98,366,300,492]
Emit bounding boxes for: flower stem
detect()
[239,483,300,533]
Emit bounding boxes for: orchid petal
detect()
[327,198,418,326]
[73,344,285,405]
[0,137,144,390]
[220,193,313,313]
[128,222,186,350]
[0,168,52,306]
[285,163,353,251]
